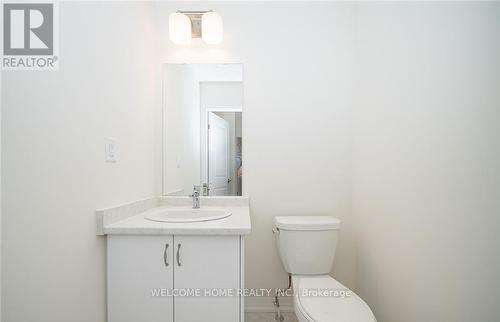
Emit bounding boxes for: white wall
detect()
[1,3,161,322]
[352,2,500,322]
[201,81,243,108]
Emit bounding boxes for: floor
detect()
[245,312,298,322]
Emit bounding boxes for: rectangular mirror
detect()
[162,63,243,196]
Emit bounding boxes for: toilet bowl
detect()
[274,216,376,322]
[292,275,375,322]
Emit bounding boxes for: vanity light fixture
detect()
[201,11,223,45]
[169,12,192,45]
[169,11,223,45]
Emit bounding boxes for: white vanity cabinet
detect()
[107,236,174,322]
[107,235,243,322]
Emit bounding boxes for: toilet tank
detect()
[274,216,341,275]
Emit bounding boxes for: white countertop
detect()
[99,197,251,236]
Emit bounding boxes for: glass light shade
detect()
[169,12,191,45]
[201,11,223,45]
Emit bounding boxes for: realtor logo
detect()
[4,3,53,55]
[2,2,58,70]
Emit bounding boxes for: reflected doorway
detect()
[206,110,242,196]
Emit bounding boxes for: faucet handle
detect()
[191,186,201,209]
[201,183,209,196]
[191,185,200,197]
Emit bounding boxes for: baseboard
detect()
[244,296,294,313]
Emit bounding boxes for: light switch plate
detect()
[105,137,116,163]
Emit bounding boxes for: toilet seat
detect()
[292,275,376,322]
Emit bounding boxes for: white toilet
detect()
[274,216,376,322]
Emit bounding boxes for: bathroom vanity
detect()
[97,62,249,322]
[97,196,251,322]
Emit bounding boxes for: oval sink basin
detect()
[144,208,232,223]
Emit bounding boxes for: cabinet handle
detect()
[176,243,182,266]
[164,243,169,267]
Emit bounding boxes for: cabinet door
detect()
[174,236,240,322]
[107,235,174,322]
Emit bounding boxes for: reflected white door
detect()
[208,112,230,196]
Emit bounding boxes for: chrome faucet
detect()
[191,186,200,209]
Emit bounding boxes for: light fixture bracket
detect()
[178,10,211,38]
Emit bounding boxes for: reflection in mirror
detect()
[162,64,243,197]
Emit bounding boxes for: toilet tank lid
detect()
[274,216,341,231]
